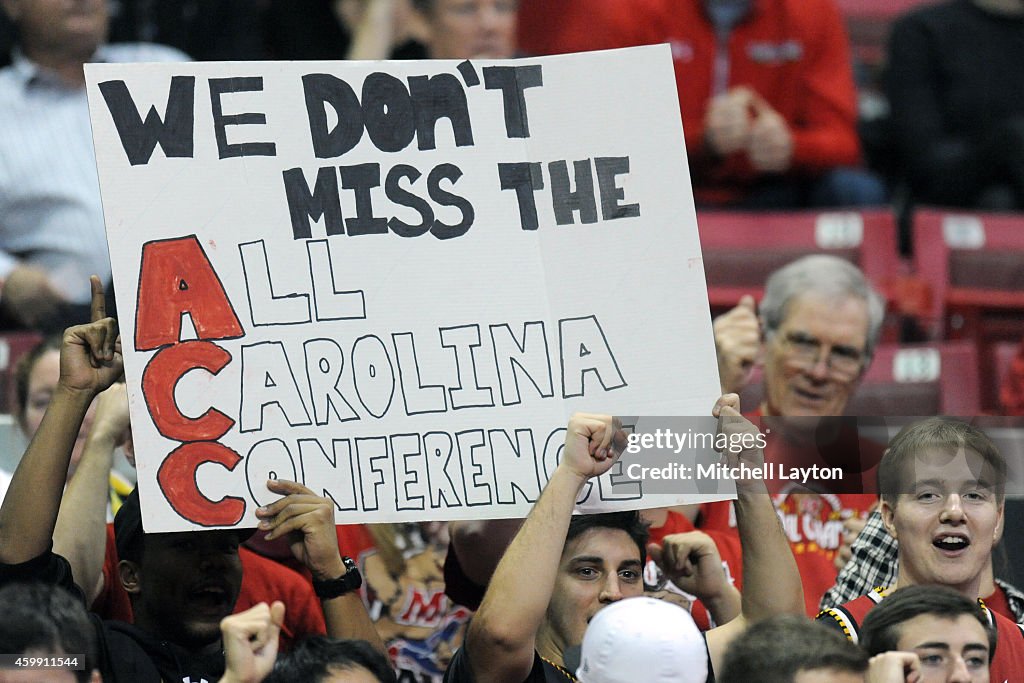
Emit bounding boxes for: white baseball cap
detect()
[574,597,709,683]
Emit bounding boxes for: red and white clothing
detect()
[600,0,862,205]
[698,411,882,615]
[819,588,1024,683]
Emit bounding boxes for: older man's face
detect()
[761,293,870,417]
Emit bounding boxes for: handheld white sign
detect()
[85,45,723,532]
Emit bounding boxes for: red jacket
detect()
[606,0,861,204]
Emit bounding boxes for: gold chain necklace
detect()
[539,655,577,681]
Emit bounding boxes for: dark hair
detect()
[718,615,868,683]
[565,511,649,566]
[264,637,397,683]
[860,585,996,660]
[877,417,1006,507]
[13,334,62,429]
[113,488,146,563]
[114,488,253,568]
[0,582,98,682]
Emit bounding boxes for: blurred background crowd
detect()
[1,2,1024,682]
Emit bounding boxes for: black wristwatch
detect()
[312,556,362,599]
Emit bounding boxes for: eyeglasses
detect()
[780,331,865,378]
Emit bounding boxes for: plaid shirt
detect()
[819,510,897,611]
[820,510,1024,622]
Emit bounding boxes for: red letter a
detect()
[135,235,244,351]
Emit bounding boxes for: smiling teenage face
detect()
[882,447,1004,599]
[536,527,644,661]
[761,292,869,417]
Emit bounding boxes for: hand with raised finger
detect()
[713,295,761,394]
[256,479,346,582]
[866,651,921,683]
[560,413,627,481]
[648,531,728,603]
[58,276,122,398]
[219,601,285,683]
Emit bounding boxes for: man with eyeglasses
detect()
[696,254,888,614]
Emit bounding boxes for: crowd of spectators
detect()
[1,1,1024,682]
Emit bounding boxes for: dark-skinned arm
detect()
[0,277,122,566]
[256,478,386,655]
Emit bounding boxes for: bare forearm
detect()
[321,593,387,655]
[469,466,585,657]
[703,584,742,625]
[734,485,803,619]
[54,431,117,601]
[0,385,94,563]
[346,0,397,60]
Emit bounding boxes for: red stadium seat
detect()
[993,340,1021,414]
[854,341,981,415]
[738,341,980,416]
[697,209,902,317]
[913,208,1024,409]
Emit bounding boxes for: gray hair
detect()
[760,254,886,360]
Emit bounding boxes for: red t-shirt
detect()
[96,524,326,652]
[700,494,875,616]
[983,584,1014,623]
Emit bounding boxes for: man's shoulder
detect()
[990,609,1024,639]
[987,607,1024,682]
[816,588,889,641]
[0,65,24,101]
[96,43,190,65]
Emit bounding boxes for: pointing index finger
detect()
[90,275,106,322]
